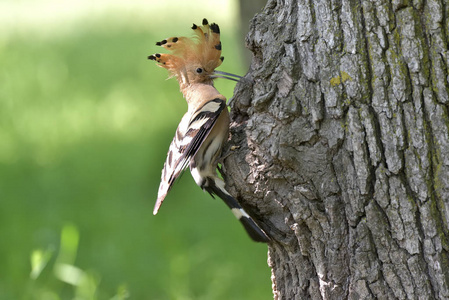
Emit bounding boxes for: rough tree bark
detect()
[225,0,449,299]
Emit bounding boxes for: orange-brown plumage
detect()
[148,18,223,87]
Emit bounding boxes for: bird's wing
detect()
[153,98,226,214]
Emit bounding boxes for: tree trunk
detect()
[238,0,268,64]
[225,0,449,298]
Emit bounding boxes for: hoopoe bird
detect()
[148,18,269,243]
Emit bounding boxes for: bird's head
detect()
[148,18,240,88]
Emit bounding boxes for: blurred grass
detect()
[0,1,271,299]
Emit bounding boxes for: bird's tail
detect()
[203,177,270,243]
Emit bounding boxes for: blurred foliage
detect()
[0,1,270,299]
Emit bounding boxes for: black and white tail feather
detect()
[202,177,270,242]
[149,18,269,243]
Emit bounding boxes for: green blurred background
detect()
[0,0,271,299]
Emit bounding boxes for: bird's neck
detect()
[181,83,223,107]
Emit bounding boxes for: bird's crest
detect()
[148,18,224,85]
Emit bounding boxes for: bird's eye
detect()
[196,68,203,74]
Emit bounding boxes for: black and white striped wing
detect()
[153,98,226,215]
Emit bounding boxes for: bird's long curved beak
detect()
[211,70,243,82]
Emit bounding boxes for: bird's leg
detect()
[217,145,240,176]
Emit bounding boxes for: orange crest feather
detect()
[148,18,224,82]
